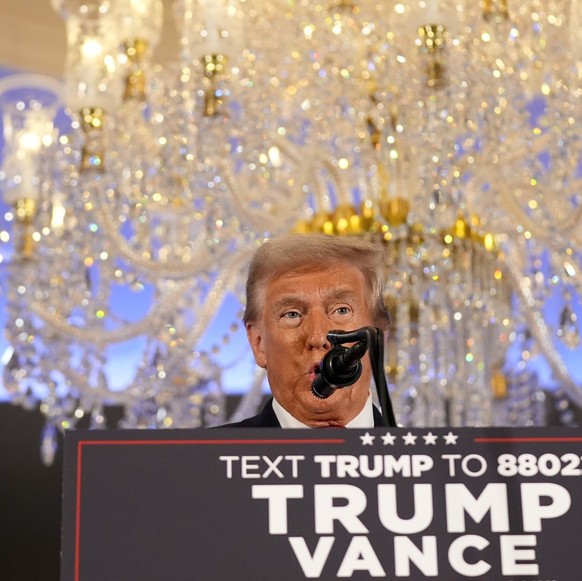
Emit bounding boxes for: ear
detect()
[246,322,267,369]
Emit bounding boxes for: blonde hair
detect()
[244,234,390,329]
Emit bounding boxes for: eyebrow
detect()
[270,288,361,313]
[270,296,307,313]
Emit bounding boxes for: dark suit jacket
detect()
[225,397,385,428]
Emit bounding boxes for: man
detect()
[228,233,391,428]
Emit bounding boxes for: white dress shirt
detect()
[272,391,375,428]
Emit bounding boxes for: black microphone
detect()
[311,338,368,399]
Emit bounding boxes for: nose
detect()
[305,311,332,351]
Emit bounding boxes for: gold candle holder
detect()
[79,107,105,173]
[123,38,149,102]
[483,0,509,22]
[14,197,37,259]
[380,197,410,228]
[203,54,228,117]
[418,24,448,89]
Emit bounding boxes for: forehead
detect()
[264,263,369,303]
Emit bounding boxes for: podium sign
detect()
[62,427,582,580]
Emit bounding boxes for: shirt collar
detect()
[272,391,374,429]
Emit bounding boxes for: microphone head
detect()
[310,343,365,399]
[311,373,336,399]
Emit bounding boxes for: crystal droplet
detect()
[90,407,106,429]
[40,421,58,467]
[557,304,580,349]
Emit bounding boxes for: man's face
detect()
[246,262,374,427]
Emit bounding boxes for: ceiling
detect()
[0,0,179,78]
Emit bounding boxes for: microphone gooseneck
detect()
[311,339,368,399]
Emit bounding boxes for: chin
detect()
[303,391,344,415]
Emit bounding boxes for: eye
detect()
[333,305,352,316]
[282,310,301,319]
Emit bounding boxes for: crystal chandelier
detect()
[0,0,581,462]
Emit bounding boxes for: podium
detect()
[61,427,582,580]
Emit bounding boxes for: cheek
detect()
[264,329,302,363]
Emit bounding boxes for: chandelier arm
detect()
[29,247,251,345]
[494,178,582,244]
[505,248,582,408]
[223,172,281,233]
[53,362,127,405]
[478,118,562,167]
[228,368,267,423]
[502,132,553,160]
[93,199,222,280]
[466,130,582,241]
[222,141,310,234]
[310,157,348,213]
[182,255,248,347]
[552,204,582,239]
[28,279,193,345]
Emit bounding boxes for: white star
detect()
[423,432,438,445]
[381,432,397,445]
[402,432,418,445]
[444,431,459,445]
[360,432,375,446]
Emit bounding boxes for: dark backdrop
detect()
[1,403,64,581]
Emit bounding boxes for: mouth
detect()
[308,362,321,382]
